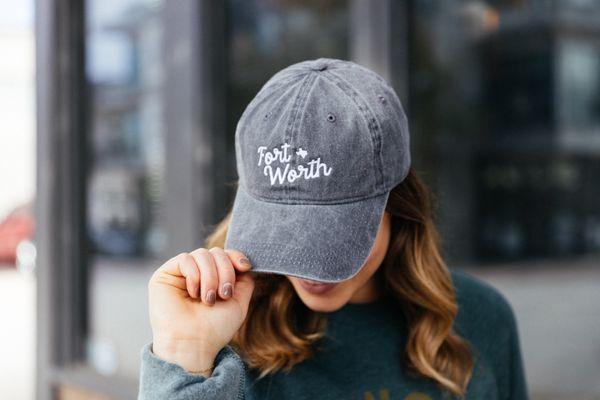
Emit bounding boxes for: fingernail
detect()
[239,257,251,266]
[206,290,216,305]
[223,283,233,298]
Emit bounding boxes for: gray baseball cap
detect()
[223,57,411,283]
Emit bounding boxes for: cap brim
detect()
[223,185,390,283]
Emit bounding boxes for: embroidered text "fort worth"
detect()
[257,142,333,186]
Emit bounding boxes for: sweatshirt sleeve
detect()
[506,317,529,400]
[137,341,247,400]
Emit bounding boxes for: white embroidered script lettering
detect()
[257,142,332,185]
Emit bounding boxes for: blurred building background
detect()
[0,0,36,399]
[0,0,598,399]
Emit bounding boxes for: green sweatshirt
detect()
[137,269,529,400]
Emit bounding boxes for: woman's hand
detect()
[148,247,255,376]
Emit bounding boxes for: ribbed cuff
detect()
[138,341,246,400]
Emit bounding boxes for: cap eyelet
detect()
[263,111,271,120]
[378,94,387,104]
[326,113,336,123]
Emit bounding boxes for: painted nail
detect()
[223,283,233,298]
[206,290,216,305]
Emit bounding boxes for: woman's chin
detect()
[302,296,346,312]
[291,282,347,312]
[284,276,345,311]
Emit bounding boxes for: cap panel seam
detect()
[236,74,308,186]
[283,72,317,200]
[257,74,308,109]
[322,69,386,190]
[292,73,320,152]
[313,75,378,195]
[283,73,314,142]
[326,69,386,188]
[243,73,308,120]
[265,81,306,128]
[291,72,319,153]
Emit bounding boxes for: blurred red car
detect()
[0,202,35,265]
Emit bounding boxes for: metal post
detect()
[35,0,88,398]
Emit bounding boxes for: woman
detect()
[138,58,528,400]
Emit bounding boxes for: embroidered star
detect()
[296,148,308,159]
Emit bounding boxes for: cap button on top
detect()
[310,59,328,71]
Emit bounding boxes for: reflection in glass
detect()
[409,0,600,263]
[559,39,600,132]
[86,0,166,258]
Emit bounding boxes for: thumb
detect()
[233,272,255,316]
[224,249,253,273]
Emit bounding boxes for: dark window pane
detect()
[408,0,600,263]
[86,0,166,259]
[559,39,600,131]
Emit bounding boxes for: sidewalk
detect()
[466,256,600,400]
[0,265,35,400]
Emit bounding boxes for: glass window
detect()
[408,0,600,263]
[558,39,600,132]
[86,0,166,259]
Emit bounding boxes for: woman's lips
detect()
[298,278,337,294]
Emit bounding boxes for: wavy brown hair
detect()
[204,166,474,397]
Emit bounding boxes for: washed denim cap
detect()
[223,57,411,283]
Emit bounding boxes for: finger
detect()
[224,249,253,273]
[156,253,188,277]
[178,253,201,298]
[190,248,219,306]
[209,247,236,300]
[153,253,198,295]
